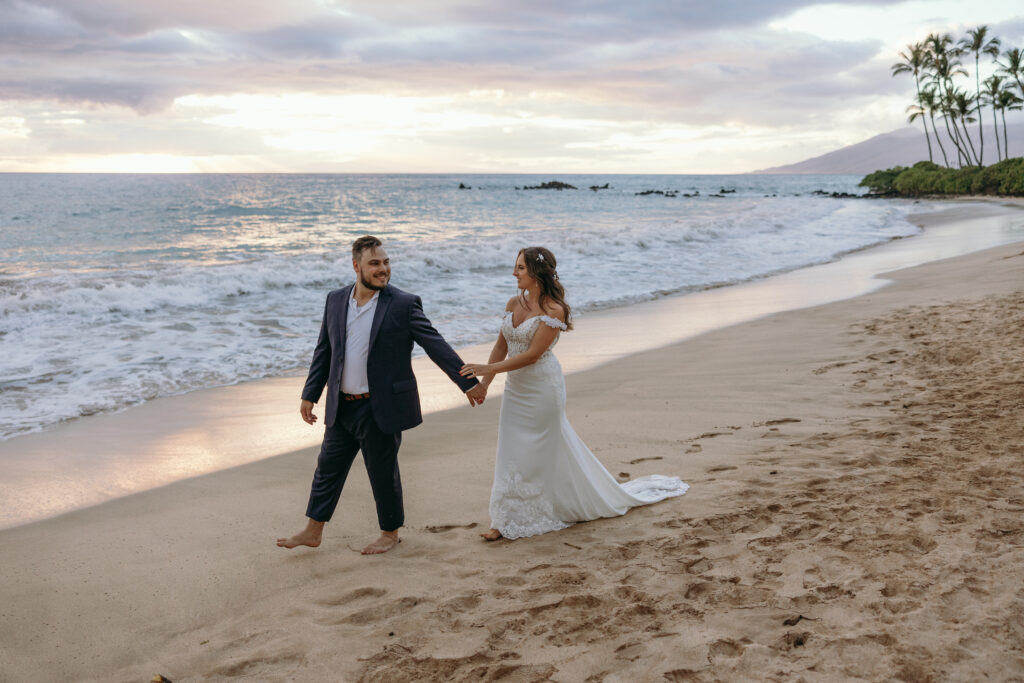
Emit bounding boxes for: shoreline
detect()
[1,198,1023,530]
[0,206,1022,680]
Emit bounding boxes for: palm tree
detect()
[959,26,1001,165]
[919,86,950,166]
[925,32,956,61]
[936,89,969,167]
[905,100,934,162]
[928,41,970,165]
[981,76,1005,161]
[996,47,1024,97]
[996,87,1023,159]
[952,89,980,165]
[893,42,933,162]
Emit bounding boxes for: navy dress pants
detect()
[305,397,404,531]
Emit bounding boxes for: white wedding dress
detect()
[489,312,689,539]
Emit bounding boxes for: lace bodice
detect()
[500,311,566,356]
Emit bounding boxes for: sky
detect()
[1,0,1023,173]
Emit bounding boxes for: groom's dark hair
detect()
[352,235,383,261]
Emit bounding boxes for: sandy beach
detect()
[1,203,1023,682]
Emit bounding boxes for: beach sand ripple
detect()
[3,232,1022,683]
[342,290,1024,681]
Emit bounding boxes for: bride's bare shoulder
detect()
[541,301,566,322]
[505,296,519,312]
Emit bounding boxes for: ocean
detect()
[0,173,920,441]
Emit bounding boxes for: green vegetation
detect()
[862,25,1024,197]
[859,159,1024,196]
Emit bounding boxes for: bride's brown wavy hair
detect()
[517,246,573,331]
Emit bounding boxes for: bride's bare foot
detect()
[361,531,400,555]
[276,519,324,549]
[480,528,502,541]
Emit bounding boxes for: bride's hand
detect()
[460,363,489,379]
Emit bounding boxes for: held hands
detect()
[462,363,491,407]
[300,399,317,425]
[466,383,487,407]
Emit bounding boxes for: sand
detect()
[4,197,1021,531]
[1,205,1022,682]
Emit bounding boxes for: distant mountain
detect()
[755,123,1024,174]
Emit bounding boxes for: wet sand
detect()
[0,203,1022,681]
[2,199,1022,530]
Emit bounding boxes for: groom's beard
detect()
[360,273,389,291]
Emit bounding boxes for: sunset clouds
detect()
[2,0,1022,172]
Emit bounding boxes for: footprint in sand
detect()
[424,522,478,533]
[684,581,715,599]
[686,557,713,574]
[614,641,646,662]
[707,638,746,660]
[317,586,387,607]
[212,651,304,678]
[329,596,426,626]
[495,575,528,586]
[775,631,810,650]
[814,361,850,374]
[446,594,483,611]
[752,417,802,427]
[358,648,555,681]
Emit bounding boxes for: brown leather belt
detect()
[342,392,370,401]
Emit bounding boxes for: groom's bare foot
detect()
[361,531,400,555]
[276,519,324,549]
[480,528,502,541]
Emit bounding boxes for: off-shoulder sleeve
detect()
[538,315,567,331]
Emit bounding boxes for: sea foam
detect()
[0,173,921,439]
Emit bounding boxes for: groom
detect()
[277,235,486,555]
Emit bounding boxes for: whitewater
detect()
[0,173,921,440]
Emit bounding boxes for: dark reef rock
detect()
[522,181,577,190]
[458,182,471,189]
[635,189,678,197]
[589,183,611,191]
[811,189,862,198]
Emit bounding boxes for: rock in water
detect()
[522,180,577,190]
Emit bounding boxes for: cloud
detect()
[343,0,904,36]
[0,0,907,112]
[1,78,178,112]
[0,0,1021,171]
[19,0,318,35]
[990,17,1024,45]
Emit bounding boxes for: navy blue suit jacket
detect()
[301,284,478,434]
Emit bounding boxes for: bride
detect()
[460,246,688,541]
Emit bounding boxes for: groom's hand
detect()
[466,384,487,407]
[300,399,318,425]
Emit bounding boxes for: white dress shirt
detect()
[340,290,379,395]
